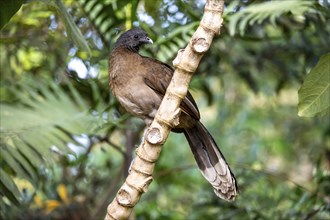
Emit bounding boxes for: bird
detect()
[108,28,238,201]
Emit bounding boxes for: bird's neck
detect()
[109,47,144,99]
[114,44,140,53]
[109,47,142,81]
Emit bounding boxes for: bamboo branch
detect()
[105,0,225,219]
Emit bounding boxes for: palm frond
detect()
[0,80,111,205]
[228,0,316,36]
[78,0,197,62]
[154,21,199,62]
[78,0,140,49]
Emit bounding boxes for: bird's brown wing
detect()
[142,57,238,200]
[142,57,200,120]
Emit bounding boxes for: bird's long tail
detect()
[184,122,238,201]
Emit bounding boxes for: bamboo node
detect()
[136,146,157,163]
[146,127,162,144]
[126,176,153,193]
[204,6,222,13]
[192,37,210,53]
[200,22,220,35]
[173,49,185,67]
[141,176,153,192]
[117,189,133,207]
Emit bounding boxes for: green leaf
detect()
[154,22,198,62]
[228,0,315,36]
[78,0,140,47]
[0,0,23,30]
[298,54,330,117]
[54,0,91,54]
[0,79,110,205]
[0,168,21,206]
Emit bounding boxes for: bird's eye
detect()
[134,35,138,39]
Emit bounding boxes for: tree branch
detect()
[105,0,225,219]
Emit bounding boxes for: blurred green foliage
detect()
[0,0,329,219]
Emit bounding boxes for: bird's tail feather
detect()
[184,122,238,201]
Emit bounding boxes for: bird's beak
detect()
[145,37,153,44]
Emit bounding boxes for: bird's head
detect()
[114,28,153,52]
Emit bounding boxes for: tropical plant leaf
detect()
[154,22,198,62]
[78,0,140,49]
[0,80,108,205]
[0,168,21,206]
[78,0,197,62]
[53,0,91,54]
[0,0,23,30]
[228,0,315,36]
[1,0,91,52]
[298,53,330,117]
[26,0,92,53]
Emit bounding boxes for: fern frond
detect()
[0,80,110,206]
[229,0,316,36]
[78,0,140,49]
[155,21,199,62]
